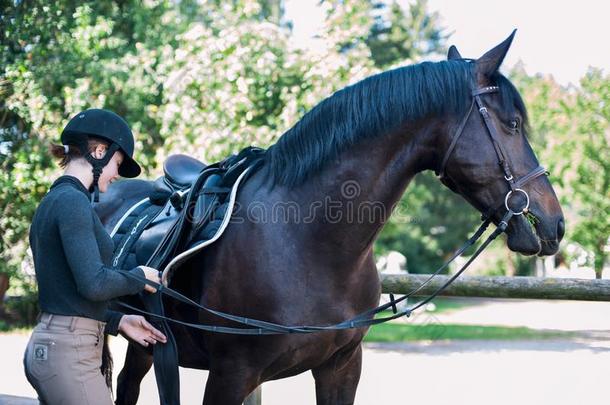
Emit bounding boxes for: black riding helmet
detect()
[61,109,142,202]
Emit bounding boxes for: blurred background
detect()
[1,1,609,403]
[0,0,608,367]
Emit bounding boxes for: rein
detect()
[117,85,547,335]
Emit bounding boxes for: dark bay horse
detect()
[97,32,564,404]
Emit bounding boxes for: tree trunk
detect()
[594,244,605,280]
[505,250,516,277]
[593,238,608,279]
[0,273,9,308]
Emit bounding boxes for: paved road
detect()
[2,299,609,405]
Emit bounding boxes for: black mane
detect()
[265,59,525,187]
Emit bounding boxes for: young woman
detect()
[24,109,167,405]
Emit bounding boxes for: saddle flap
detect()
[192,174,223,225]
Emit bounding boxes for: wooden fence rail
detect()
[380,273,610,301]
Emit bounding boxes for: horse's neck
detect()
[291,119,442,260]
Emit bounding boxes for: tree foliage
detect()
[367,0,447,69]
[511,66,609,278]
[569,70,609,277]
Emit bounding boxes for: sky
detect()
[284,0,610,86]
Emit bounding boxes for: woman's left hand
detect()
[118,315,167,347]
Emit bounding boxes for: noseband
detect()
[437,85,548,222]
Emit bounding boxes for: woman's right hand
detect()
[118,315,167,346]
[139,265,161,293]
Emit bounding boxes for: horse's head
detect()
[437,31,564,256]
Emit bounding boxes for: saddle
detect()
[110,146,266,283]
[163,154,207,189]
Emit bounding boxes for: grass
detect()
[525,211,540,226]
[375,297,475,319]
[411,297,473,313]
[369,297,575,342]
[364,322,575,342]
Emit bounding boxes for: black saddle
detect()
[112,147,266,274]
[149,154,207,208]
[163,154,207,188]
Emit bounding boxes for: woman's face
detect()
[96,148,124,193]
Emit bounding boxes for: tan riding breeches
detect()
[23,313,114,405]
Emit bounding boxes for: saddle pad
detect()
[110,199,169,270]
[161,165,253,285]
[109,166,253,284]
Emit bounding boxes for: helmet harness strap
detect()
[82,142,120,203]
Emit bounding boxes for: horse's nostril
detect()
[557,218,565,240]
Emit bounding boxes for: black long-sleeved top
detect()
[29,175,145,335]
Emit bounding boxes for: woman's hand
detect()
[139,265,162,293]
[118,315,167,347]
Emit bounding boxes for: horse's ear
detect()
[447,45,462,60]
[476,29,516,76]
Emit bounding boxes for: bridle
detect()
[115,84,550,334]
[437,85,548,224]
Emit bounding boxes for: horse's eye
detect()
[507,118,521,133]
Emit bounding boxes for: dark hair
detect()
[49,136,109,169]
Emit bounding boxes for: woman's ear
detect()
[93,144,107,159]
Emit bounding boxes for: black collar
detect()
[50,175,92,201]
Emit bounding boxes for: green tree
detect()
[366,0,447,68]
[563,70,609,278]
[0,0,187,303]
[511,66,609,278]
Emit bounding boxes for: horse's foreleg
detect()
[115,342,153,405]
[202,362,260,405]
[312,343,363,405]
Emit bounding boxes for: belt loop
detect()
[69,316,77,332]
[42,314,53,329]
